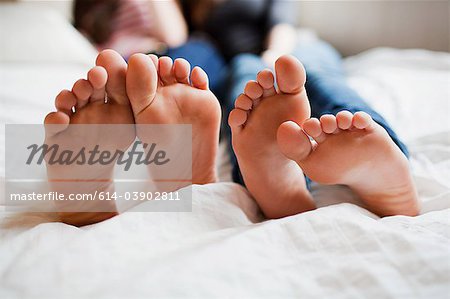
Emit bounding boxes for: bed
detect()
[1,3,449,299]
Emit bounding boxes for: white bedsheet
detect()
[1,188,449,299]
[1,6,450,298]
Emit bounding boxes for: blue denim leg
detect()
[224,54,267,185]
[293,40,409,157]
[164,39,228,99]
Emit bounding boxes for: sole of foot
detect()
[44,50,135,226]
[228,55,315,219]
[277,111,420,217]
[126,54,221,186]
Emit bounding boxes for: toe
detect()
[275,55,306,94]
[87,66,107,102]
[235,94,253,111]
[277,121,313,162]
[320,114,338,134]
[158,56,176,85]
[257,69,276,97]
[353,112,374,130]
[55,90,77,115]
[303,118,326,143]
[127,53,158,116]
[148,54,159,71]
[88,66,107,89]
[72,79,93,109]
[191,66,209,90]
[44,111,70,137]
[228,108,248,131]
[173,58,191,84]
[244,81,263,100]
[336,110,353,130]
[96,49,128,105]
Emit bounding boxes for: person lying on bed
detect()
[45,50,419,226]
[73,0,187,59]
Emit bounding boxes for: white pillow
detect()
[0,2,97,65]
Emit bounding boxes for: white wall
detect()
[296,0,449,56]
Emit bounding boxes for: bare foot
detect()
[126,54,221,185]
[228,55,315,219]
[277,111,420,216]
[44,50,135,226]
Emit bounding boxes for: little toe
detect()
[72,79,93,109]
[275,55,306,94]
[127,53,158,116]
[87,66,107,102]
[277,121,313,162]
[96,49,128,104]
[44,111,70,137]
[303,118,326,143]
[336,110,353,130]
[257,69,276,97]
[228,108,248,131]
[235,94,253,111]
[244,81,264,100]
[55,90,77,115]
[191,66,209,90]
[174,58,191,85]
[320,114,338,134]
[353,112,374,130]
[159,56,176,85]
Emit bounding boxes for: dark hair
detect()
[73,0,120,44]
[180,0,215,29]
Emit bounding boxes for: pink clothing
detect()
[97,0,156,57]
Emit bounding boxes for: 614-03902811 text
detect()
[9,191,182,202]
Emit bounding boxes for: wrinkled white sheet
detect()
[1,187,449,299]
[0,5,449,297]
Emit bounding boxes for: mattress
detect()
[1,4,449,299]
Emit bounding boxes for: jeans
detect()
[163,38,228,101]
[225,40,409,186]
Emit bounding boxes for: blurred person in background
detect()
[181,0,297,65]
[74,0,187,58]
[73,0,226,94]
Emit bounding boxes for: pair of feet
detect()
[228,55,419,218]
[45,50,221,225]
[45,50,418,226]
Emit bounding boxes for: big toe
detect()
[96,50,128,105]
[275,55,306,94]
[277,121,312,162]
[126,53,158,115]
[44,111,70,137]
